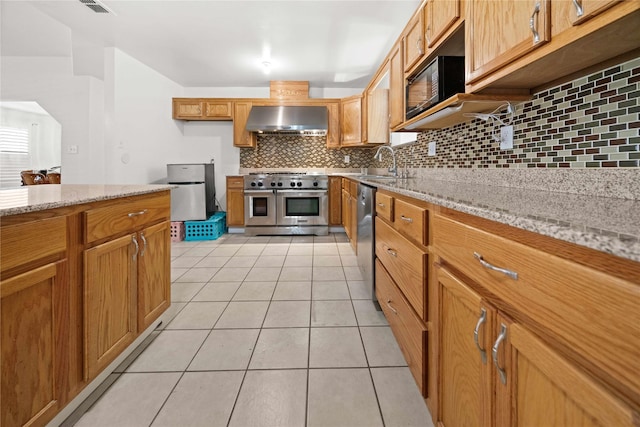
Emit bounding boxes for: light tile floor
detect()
[68,233,434,427]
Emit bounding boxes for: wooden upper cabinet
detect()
[340,95,363,146]
[233,101,256,148]
[466,0,551,84]
[203,100,233,119]
[403,6,426,72]
[571,0,622,24]
[173,98,233,120]
[426,0,461,48]
[365,89,389,144]
[326,102,341,149]
[389,42,405,129]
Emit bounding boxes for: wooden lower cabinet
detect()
[84,233,137,379]
[1,261,67,427]
[226,176,245,226]
[436,265,638,427]
[328,176,342,225]
[137,221,171,331]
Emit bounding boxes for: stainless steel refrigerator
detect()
[167,163,215,221]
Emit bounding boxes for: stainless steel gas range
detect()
[243,173,329,236]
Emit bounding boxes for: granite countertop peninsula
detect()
[356,176,640,263]
[0,184,175,217]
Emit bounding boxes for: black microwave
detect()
[406,56,465,120]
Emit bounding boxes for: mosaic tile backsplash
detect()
[240,57,639,169]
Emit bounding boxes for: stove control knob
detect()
[257,182,263,187]
[278,182,283,187]
[296,182,302,187]
[313,181,318,187]
[251,182,256,187]
[270,182,276,187]
[290,182,296,187]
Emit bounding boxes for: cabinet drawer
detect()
[84,193,170,243]
[433,214,640,402]
[375,217,427,319]
[375,192,394,222]
[376,259,427,395]
[226,176,244,189]
[394,199,427,246]
[1,216,67,272]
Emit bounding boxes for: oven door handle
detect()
[244,189,275,195]
[276,189,327,193]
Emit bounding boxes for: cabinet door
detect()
[404,7,426,72]
[366,89,389,144]
[233,102,256,148]
[572,0,621,24]
[389,42,405,128]
[138,222,171,331]
[1,262,66,427]
[437,266,493,427]
[173,99,203,120]
[340,95,362,146]
[427,0,460,48]
[84,234,137,380]
[328,177,342,225]
[226,188,245,226]
[341,188,350,238]
[495,315,637,427]
[204,100,233,120]
[326,102,341,149]
[466,0,550,84]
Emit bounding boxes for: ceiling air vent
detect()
[79,0,111,14]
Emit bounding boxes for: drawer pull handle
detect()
[416,37,423,56]
[473,252,518,280]
[377,203,385,207]
[400,215,413,223]
[529,2,541,44]
[128,209,148,218]
[474,308,487,364]
[493,323,508,385]
[140,232,147,257]
[386,248,398,257]
[386,299,398,315]
[132,235,139,260]
[572,0,583,17]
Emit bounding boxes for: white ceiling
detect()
[2,0,421,89]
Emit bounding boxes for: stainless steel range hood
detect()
[245,105,328,135]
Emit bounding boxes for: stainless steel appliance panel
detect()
[170,183,207,221]
[244,189,277,226]
[276,189,328,226]
[357,183,378,304]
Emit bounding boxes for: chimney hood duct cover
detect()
[245,106,328,135]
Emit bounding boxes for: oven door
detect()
[244,190,276,226]
[276,189,328,226]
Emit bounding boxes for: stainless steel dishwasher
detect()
[356,182,380,309]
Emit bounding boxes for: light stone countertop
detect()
[355,176,640,263]
[0,184,175,217]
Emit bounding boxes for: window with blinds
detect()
[0,126,30,188]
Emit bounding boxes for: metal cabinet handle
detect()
[128,209,148,218]
[400,215,413,223]
[386,299,398,315]
[473,252,518,280]
[426,26,432,45]
[529,2,541,43]
[132,235,139,260]
[572,0,584,17]
[377,203,385,207]
[140,232,147,257]
[474,308,488,364]
[416,37,423,56]
[386,248,398,257]
[493,324,508,385]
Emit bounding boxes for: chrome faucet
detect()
[373,145,397,177]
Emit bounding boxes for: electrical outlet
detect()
[500,125,514,150]
[67,145,78,154]
[344,155,350,164]
[428,141,437,156]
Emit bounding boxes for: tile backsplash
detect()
[241,57,639,170]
